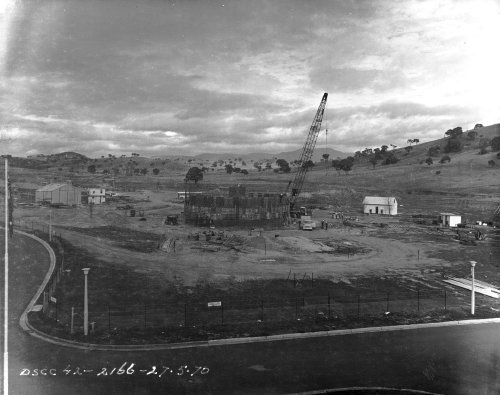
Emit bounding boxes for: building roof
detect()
[36,183,70,192]
[363,196,397,205]
[440,212,461,216]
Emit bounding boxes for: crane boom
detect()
[288,92,328,209]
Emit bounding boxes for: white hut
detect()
[439,213,462,227]
[363,196,398,215]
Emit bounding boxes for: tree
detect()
[491,136,500,151]
[474,123,484,129]
[153,168,160,175]
[405,146,413,153]
[439,155,451,164]
[369,158,378,169]
[225,164,233,174]
[302,160,315,169]
[241,169,249,175]
[381,145,389,152]
[445,127,463,138]
[87,165,96,173]
[339,157,354,174]
[444,138,462,153]
[276,159,291,173]
[383,153,399,165]
[140,168,148,175]
[322,153,330,162]
[467,130,478,141]
[331,159,341,174]
[425,157,433,166]
[185,167,203,183]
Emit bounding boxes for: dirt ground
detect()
[14,188,488,289]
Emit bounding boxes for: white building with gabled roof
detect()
[35,183,82,206]
[363,196,398,215]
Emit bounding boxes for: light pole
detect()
[2,155,10,395]
[82,268,90,335]
[470,260,476,315]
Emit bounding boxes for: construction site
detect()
[4,93,500,345]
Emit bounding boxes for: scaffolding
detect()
[184,192,289,228]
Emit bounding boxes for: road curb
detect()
[17,230,56,332]
[17,230,500,351]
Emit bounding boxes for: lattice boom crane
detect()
[285,92,328,214]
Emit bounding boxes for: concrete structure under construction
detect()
[184,185,288,228]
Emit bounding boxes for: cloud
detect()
[1,0,499,158]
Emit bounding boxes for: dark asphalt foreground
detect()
[2,233,500,395]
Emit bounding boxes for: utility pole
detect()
[2,154,11,395]
[82,268,90,335]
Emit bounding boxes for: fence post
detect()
[43,291,48,313]
[357,295,360,318]
[221,301,224,325]
[261,300,264,322]
[70,306,75,334]
[444,290,447,310]
[386,293,390,312]
[328,293,331,319]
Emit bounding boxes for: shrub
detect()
[428,146,441,156]
[425,157,433,165]
[479,147,488,155]
[488,160,496,167]
[439,155,451,164]
[491,136,500,151]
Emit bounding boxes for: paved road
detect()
[3,234,500,394]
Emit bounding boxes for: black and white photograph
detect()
[1,0,500,394]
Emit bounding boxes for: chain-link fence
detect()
[52,288,466,337]
[15,219,470,338]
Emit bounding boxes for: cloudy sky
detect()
[1,0,499,158]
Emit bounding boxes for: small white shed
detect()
[439,213,462,227]
[363,196,398,215]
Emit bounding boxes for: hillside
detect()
[191,147,348,162]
